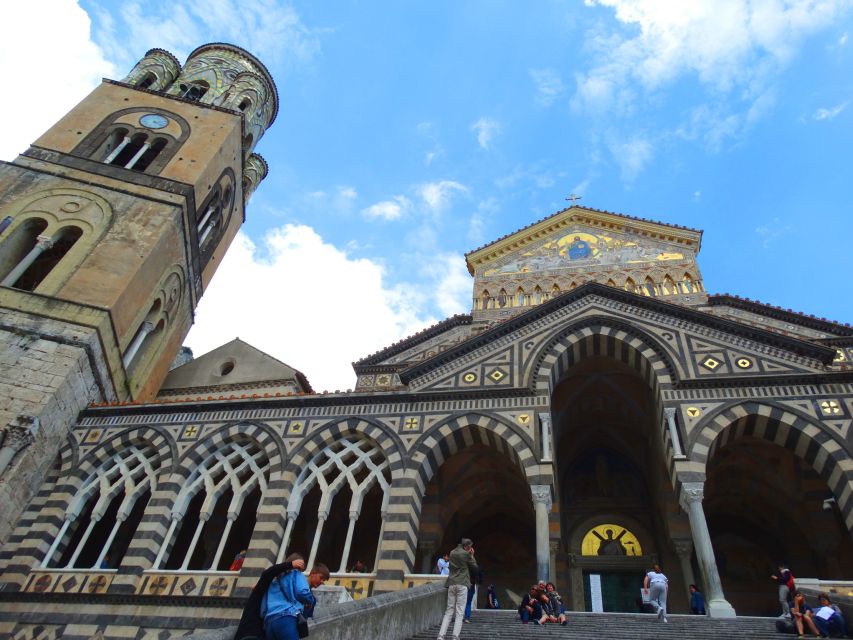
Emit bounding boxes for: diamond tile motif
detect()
[700,357,722,371]
[182,425,199,439]
[735,357,752,369]
[60,575,78,592]
[462,372,477,383]
[819,399,843,416]
[288,421,305,436]
[686,407,702,418]
[179,577,198,595]
[488,368,506,382]
[403,417,420,432]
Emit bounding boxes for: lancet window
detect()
[662,275,676,295]
[644,277,657,296]
[533,286,543,305]
[516,287,525,307]
[158,440,269,571]
[42,445,158,569]
[681,273,696,293]
[280,437,390,573]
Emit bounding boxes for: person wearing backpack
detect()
[771,563,795,618]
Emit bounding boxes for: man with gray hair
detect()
[437,537,478,640]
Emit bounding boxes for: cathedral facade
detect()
[0,44,852,640]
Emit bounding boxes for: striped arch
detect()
[283,417,404,483]
[176,421,283,477]
[56,425,175,491]
[530,316,677,396]
[690,402,853,530]
[410,412,540,491]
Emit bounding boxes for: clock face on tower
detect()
[139,113,168,129]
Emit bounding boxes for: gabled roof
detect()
[353,314,472,368]
[161,337,312,392]
[397,283,837,384]
[464,205,703,275]
[708,294,853,336]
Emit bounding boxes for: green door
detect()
[583,571,644,612]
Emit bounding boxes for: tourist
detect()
[689,584,706,615]
[545,581,568,623]
[790,591,821,638]
[644,563,669,622]
[539,588,568,625]
[813,592,849,638]
[519,585,543,624]
[436,538,478,640]
[486,583,500,609]
[233,552,330,640]
[436,552,450,576]
[771,563,795,617]
[349,559,367,573]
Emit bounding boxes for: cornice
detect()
[353,314,472,367]
[708,294,852,336]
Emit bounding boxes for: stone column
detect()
[673,538,697,604]
[549,539,560,586]
[0,420,38,478]
[1,236,54,287]
[679,482,736,618]
[531,485,552,582]
[538,413,553,462]
[664,408,686,458]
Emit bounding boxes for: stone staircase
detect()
[408,609,787,639]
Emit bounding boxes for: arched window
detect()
[42,445,158,569]
[569,281,578,290]
[137,72,157,90]
[606,279,616,288]
[281,437,390,572]
[133,137,169,172]
[159,440,269,571]
[644,276,657,296]
[3,225,83,291]
[681,273,696,293]
[625,277,636,293]
[481,290,491,310]
[662,275,676,295]
[0,217,48,285]
[552,283,561,297]
[533,286,543,305]
[497,289,508,308]
[516,287,525,307]
[238,98,252,113]
[177,81,209,101]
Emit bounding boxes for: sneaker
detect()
[657,609,665,620]
[463,619,470,623]
[663,616,668,623]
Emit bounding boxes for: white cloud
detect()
[361,196,412,221]
[529,68,565,106]
[89,0,321,71]
[840,31,849,46]
[185,226,435,392]
[419,253,472,318]
[471,117,501,150]
[693,190,702,202]
[467,197,499,245]
[813,102,848,120]
[0,2,114,161]
[609,135,654,181]
[755,218,793,248]
[339,186,358,200]
[418,180,468,212]
[575,0,850,114]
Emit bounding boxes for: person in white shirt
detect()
[644,563,669,622]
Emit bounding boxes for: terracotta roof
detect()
[464,205,702,258]
[353,314,472,366]
[708,294,853,336]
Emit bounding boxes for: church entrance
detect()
[415,442,536,609]
[582,571,645,612]
[550,355,680,612]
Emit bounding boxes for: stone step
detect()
[409,610,788,640]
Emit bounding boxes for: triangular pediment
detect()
[466,206,702,279]
[397,284,835,391]
[160,338,312,394]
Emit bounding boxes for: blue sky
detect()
[1,1,851,391]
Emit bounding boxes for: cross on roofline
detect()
[566,193,582,205]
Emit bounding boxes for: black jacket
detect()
[234,561,295,640]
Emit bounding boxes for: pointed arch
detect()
[643,276,656,296]
[516,286,526,307]
[689,402,853,529]
[662,275,676,295]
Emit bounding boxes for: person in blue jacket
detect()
[689,584,706,615]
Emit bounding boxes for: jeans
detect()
[519,602,542,623]
[464,584,476,620]
[438,584,467,640]
[265,614,299,640]
[649,583,668,618]
[815,612,849,637]
[778,585,791,616]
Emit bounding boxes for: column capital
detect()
[36,235,55,249]
[549,539,560,553]
[1,424,35,454]
[664,406,677,419]
[679,482,704,509]
[673,538,693,557]
[531,484,553,510]
[538,413,552,428]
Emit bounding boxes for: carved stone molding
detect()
[673,538,694,557]
[1,425,35,454]
[679,482,705,509]
[530,484,553,510]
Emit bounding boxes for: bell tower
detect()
[0,43,277,542]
